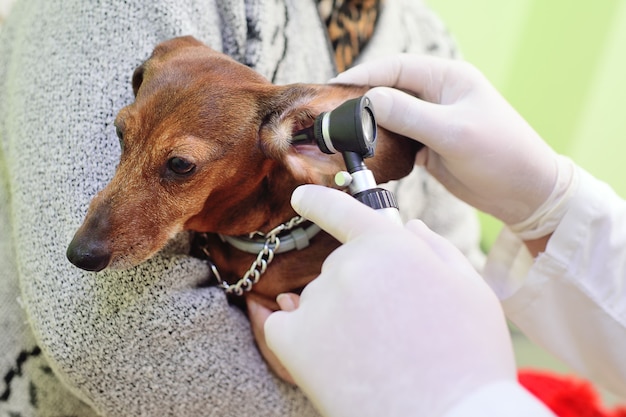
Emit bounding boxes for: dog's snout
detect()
[66,236,112,272]
[67,204,113,272]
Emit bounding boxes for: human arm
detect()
[331,54,576,244]
[484,168,626,398]
[264,184,555,417]
[332,54,626,399]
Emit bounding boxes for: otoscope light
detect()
[313,96,377,158]
[290,95,402,223]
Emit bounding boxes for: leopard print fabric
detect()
[317,0,382,72]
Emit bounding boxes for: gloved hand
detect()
[331,55,577,239]
[264,184,517,417]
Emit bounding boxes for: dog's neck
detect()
[219,217,322,255]
[192,158,331,297]
[198,215,324,297]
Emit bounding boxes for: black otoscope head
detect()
[292,96,377,159]
[315,96,377,158]
[291,95,401,219]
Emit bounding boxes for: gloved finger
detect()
[328,55,405,86]
[264,309,299,372]
[276,292,300,312]
[366,87,452,154]
[330,54,471,102]
[246,297,295,384]
[329,54,428,87]
[405,219,483,279]
[291,184,399,244]
[405,220,461,261]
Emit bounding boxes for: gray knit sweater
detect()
[0,1,482,416]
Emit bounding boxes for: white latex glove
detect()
[264,185,518,417]
[332,55,577,239]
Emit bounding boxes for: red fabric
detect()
[518,369,626,417]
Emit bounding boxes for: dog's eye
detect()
[168,157,196,176]
[115,126,125,151]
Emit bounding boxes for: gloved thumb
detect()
[291,184,400,244]
[366,87,449,154]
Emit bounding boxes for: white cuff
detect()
[508,155,579,241]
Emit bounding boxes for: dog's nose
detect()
[66,238,111,272]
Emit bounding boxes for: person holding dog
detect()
[261,55,626,416]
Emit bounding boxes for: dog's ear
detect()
[132,36,208,97]
[131,64,145,97]
[259,84,364,188]
[151,36,205,57]
[259,84,423,188]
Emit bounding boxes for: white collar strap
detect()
[219,221,322,255]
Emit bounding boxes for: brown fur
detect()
[66,36,422,310]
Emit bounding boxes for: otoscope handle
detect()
[338,152,403,225]
[354,188,403,225]
[353,188,397,210]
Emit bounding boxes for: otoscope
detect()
[292,96,403,224]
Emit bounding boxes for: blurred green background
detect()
[427,0,626,249]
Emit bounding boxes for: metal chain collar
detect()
[201,215,306,296]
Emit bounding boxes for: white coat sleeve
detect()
[443,381,556,417]
[483,166,626,398]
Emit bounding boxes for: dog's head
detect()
[66,36,421,272]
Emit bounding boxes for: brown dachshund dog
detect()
[66,36,422,311]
